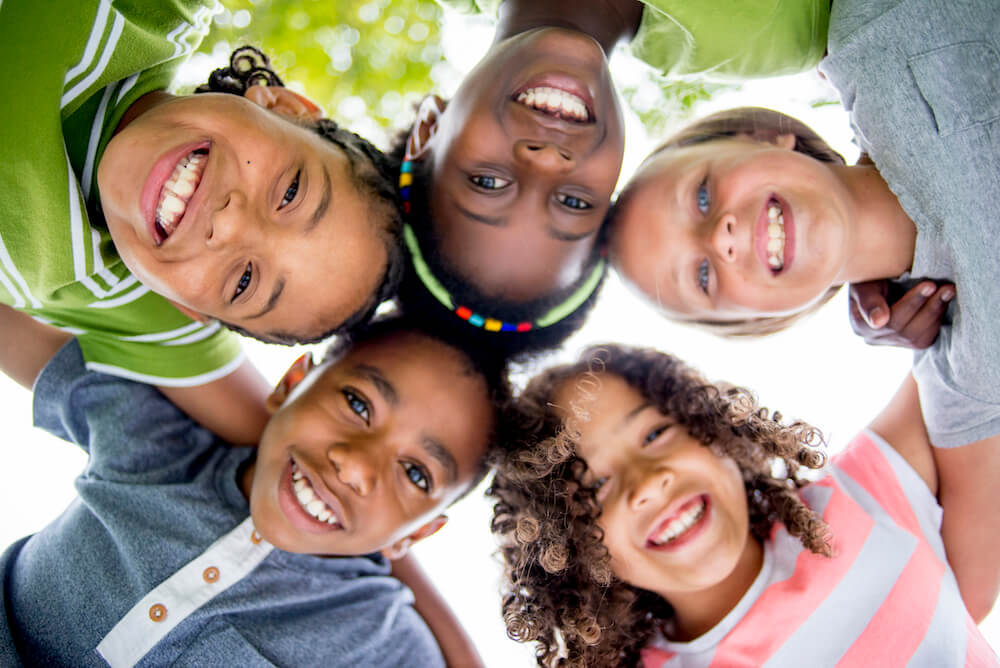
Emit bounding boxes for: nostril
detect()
[526,144,544,151]
[558,150,571,161]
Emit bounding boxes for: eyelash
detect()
[470,174,512,190]
[557,193,592,210]
[280,170,300,209]
[342,389,370,425]
[697,259,710,295]
[696,177,710,213]
[643,423,674,446]
[402,461,433,494]
[233,263,252,301]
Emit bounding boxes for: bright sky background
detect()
[1,6,996,667]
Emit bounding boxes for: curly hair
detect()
[387,132,607,361]
[490,344,832,667]
[196,46,404,344]
[610,107,846,338]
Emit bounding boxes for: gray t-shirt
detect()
[0,340,445,667]
[821,0,1000,447]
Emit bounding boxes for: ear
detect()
[266,352,315,413]
[244,84,324,122]
[380,515,448,560]
[405,95,446,162]
[168,299,211,323]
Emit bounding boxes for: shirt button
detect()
[251,530,263,544]
[203,566,220,583]
[148,604,167,622]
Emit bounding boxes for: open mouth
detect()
[647,495,708,547]
[514,86,593,123]
[153,148,208,245]
[765,198,786,272]
[291,461,343,528]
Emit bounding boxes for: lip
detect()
[140,140,211,247]
[276,458,348,534]
[512,73,596,124]
[645,494,711,552]
[754,193,796,275]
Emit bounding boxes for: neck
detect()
[114,90,175,136]
[833,162,917,283]
[664,535,763,641]
[496,0,643,53]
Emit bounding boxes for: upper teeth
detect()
[292,464,340,526]
[650,498,706,546]
[515,87,590,122]
[154,150,207,242]
[766,201,785,271]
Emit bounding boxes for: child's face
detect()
[247,332,494,556]
[98,92,387,341]
[426,27,624,301]
[612,138,855,322]
[552,374,754,598]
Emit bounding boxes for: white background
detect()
[1,6,997,666]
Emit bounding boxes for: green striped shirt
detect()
[0,0,243,386]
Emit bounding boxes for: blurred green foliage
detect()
[199,0,444,142]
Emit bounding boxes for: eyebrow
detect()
[246,278,285,320]
[619,401,652,430]
[420,435,459,485]
[351,364,399,407]
[456,201,593,242]
[307,162,332,234]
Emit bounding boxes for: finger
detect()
[849,280,891,329]
[899,284,955,349]
[884,281,937,330]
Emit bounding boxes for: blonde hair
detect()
[615,107,847,337]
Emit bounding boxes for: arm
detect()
[156,359,271,446]
[868,374,1000,622]
[0,303,71,389]
[390,553,484,668]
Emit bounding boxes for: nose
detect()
[328,445,377,497]
[627,466,672,512]
[206,190,251,249]
[711,212,737,263]
[513,140,575,174]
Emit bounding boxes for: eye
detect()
[590,476,609,492]
[342,389,370,425]
[232,263,252,301]
[279,170,300,209]
[557,193,592,210]
[696,178,710,214]
[643,422,676,447]
[697,259,710,295]
[469,174,512,190]
[402,461,432,493]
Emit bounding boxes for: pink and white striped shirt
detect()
[642,430,998,668]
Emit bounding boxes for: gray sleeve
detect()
[32,338,217,476]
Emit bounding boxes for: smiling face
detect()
[425,27,625,302]
[97,92,388,341]
[247,331,494,556]
[611,137,856,322]
[552,373,754,599]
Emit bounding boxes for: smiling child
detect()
[490,345,999,667]
[0,309,507,666]
[392,0,831,356]
[0,1,401,444]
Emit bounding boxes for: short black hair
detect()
[197,46,404,345]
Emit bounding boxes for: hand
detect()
[848,279,955,349]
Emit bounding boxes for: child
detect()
[1,1,402,444]
[490,345,999,667]
[393,0,830,355]
[0,307,507,666]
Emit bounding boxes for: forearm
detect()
[391,553,484,668]
[157,358,271,445]
[0,304,71,389]
[933,436,1000,622]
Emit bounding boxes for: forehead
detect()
[551,372,646,447]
